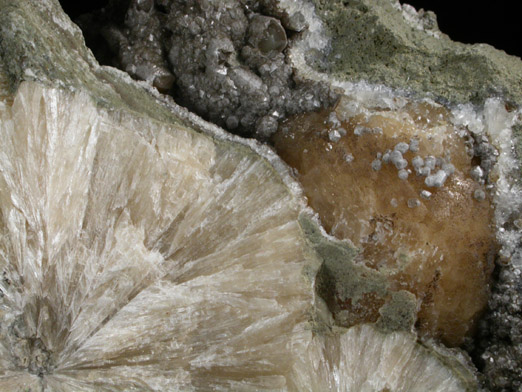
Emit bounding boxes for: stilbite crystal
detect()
[0,81,315,390]
[289,324,475,392]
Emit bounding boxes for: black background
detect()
[58,0,521,59]
[402,1,521,58]
[59,0,109,19]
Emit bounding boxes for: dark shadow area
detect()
[61,0,522,59]
[59,0,110,19]
[58,0,336,140]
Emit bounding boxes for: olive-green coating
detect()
[376,290,417,333]
[312,0,522,183]
[299,216,477,389]
[313,0,522,106]
[299,215,385,302]
[300,215,418,333]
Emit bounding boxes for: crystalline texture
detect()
[0,81,476,392]
[0,0,486,388]
[0,82,313,391]
[273,99,496,346]
[289,325,472,392]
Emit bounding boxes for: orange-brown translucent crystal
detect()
[273,100,496,346]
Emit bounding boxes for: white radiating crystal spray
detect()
[0,82,313,391]
[288,325,469,392]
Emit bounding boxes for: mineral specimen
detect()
[289,324,477,392]
[2,0,522,390]
[0,78,320,391]
[0,2,323,389]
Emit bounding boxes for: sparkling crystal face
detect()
[273,97,496,346]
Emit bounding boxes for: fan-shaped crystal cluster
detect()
[0,82,314,390]
[0,0,499,389]
[289,324,473,392]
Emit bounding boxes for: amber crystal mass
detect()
[273,98,497,346]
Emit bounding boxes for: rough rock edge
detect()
[284,1,522,389]
[0,0,481,388]
[0,0,303,200]
[290,0,522,176]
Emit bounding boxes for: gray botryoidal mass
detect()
[77,0,337,138]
